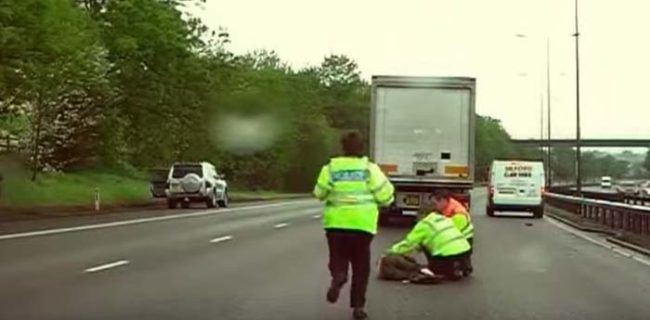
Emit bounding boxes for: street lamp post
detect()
[546,37,552,187]
[574,0,582,196]
[516,33,552,186]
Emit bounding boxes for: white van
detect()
[487,160,545,218]
[600,176,612,189]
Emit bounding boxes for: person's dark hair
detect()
[341,130,364,157]
[430,189,451,201]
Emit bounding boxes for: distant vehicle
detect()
[149,168,170,198]
[487,160,545,218]
[166,162,228,209]
[600,176,612,189]
[369,76,476,224]
[638,181,650,198]
[615,180,638,196]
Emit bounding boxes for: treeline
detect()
[1,0,635,192]
[474,116,644,182]
[0,0,367,192]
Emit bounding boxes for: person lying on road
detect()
[376,254,443,284]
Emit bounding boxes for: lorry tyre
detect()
[486,205,495,217]
[167,199,177,209]
[533,206,544,219]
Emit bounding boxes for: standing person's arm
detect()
[313,165,331,201]
[368,163,394,206]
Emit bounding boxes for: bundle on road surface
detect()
[1,190,649,319]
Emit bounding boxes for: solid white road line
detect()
[210,235,233,243]
[632,256,650,267]
[274,223,289,229]
[84,260,129,273]
[0,200,314,241]
[545,216,650,268]
[312,214,321,219]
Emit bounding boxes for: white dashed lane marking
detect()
[84,260,130,273]
[210,235,233,244]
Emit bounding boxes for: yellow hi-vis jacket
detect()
[313,156,394,235]
[388,212,470,257]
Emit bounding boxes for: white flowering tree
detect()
[1,0,116,179]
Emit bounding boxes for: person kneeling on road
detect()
[385,211,471,281]
[430,190,475,276]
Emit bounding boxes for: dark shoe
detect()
[326,280,345,303]
[352,308,368,319]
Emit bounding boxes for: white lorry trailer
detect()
[369,76,476,223]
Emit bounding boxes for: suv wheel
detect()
[206,191,217,209]
[218,190,229,208]
[167,199,177,209]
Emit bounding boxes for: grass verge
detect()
[0,171,150,207]
[0,170,309,208]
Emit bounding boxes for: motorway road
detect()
[1,189,650,320]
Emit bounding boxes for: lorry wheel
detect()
[533,206,544,219]
[486,205,495,217]
[378,215,389,227]
[167,199,177,209]
[181,202,190,209]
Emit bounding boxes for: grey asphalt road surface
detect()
[1,190,650,320]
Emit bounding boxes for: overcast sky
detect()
[191,0,650,141]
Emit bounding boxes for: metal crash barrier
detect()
[545,192,650,236]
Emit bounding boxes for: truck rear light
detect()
[379,164,398,174]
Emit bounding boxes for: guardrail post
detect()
[94,188,100,212]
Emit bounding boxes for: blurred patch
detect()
[210,113,281,154]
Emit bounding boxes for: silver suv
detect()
[166,162,228,209]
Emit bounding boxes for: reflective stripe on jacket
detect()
[389,212,470,257]
[313,156,394,235]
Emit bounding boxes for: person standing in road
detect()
[313,131,394,320]
[430,190,475,276]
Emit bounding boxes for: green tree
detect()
[475,115,514,181]
[644,148,650,173]
[92,0,211,167]
[552,147,576,184]
[1,0,115,178]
